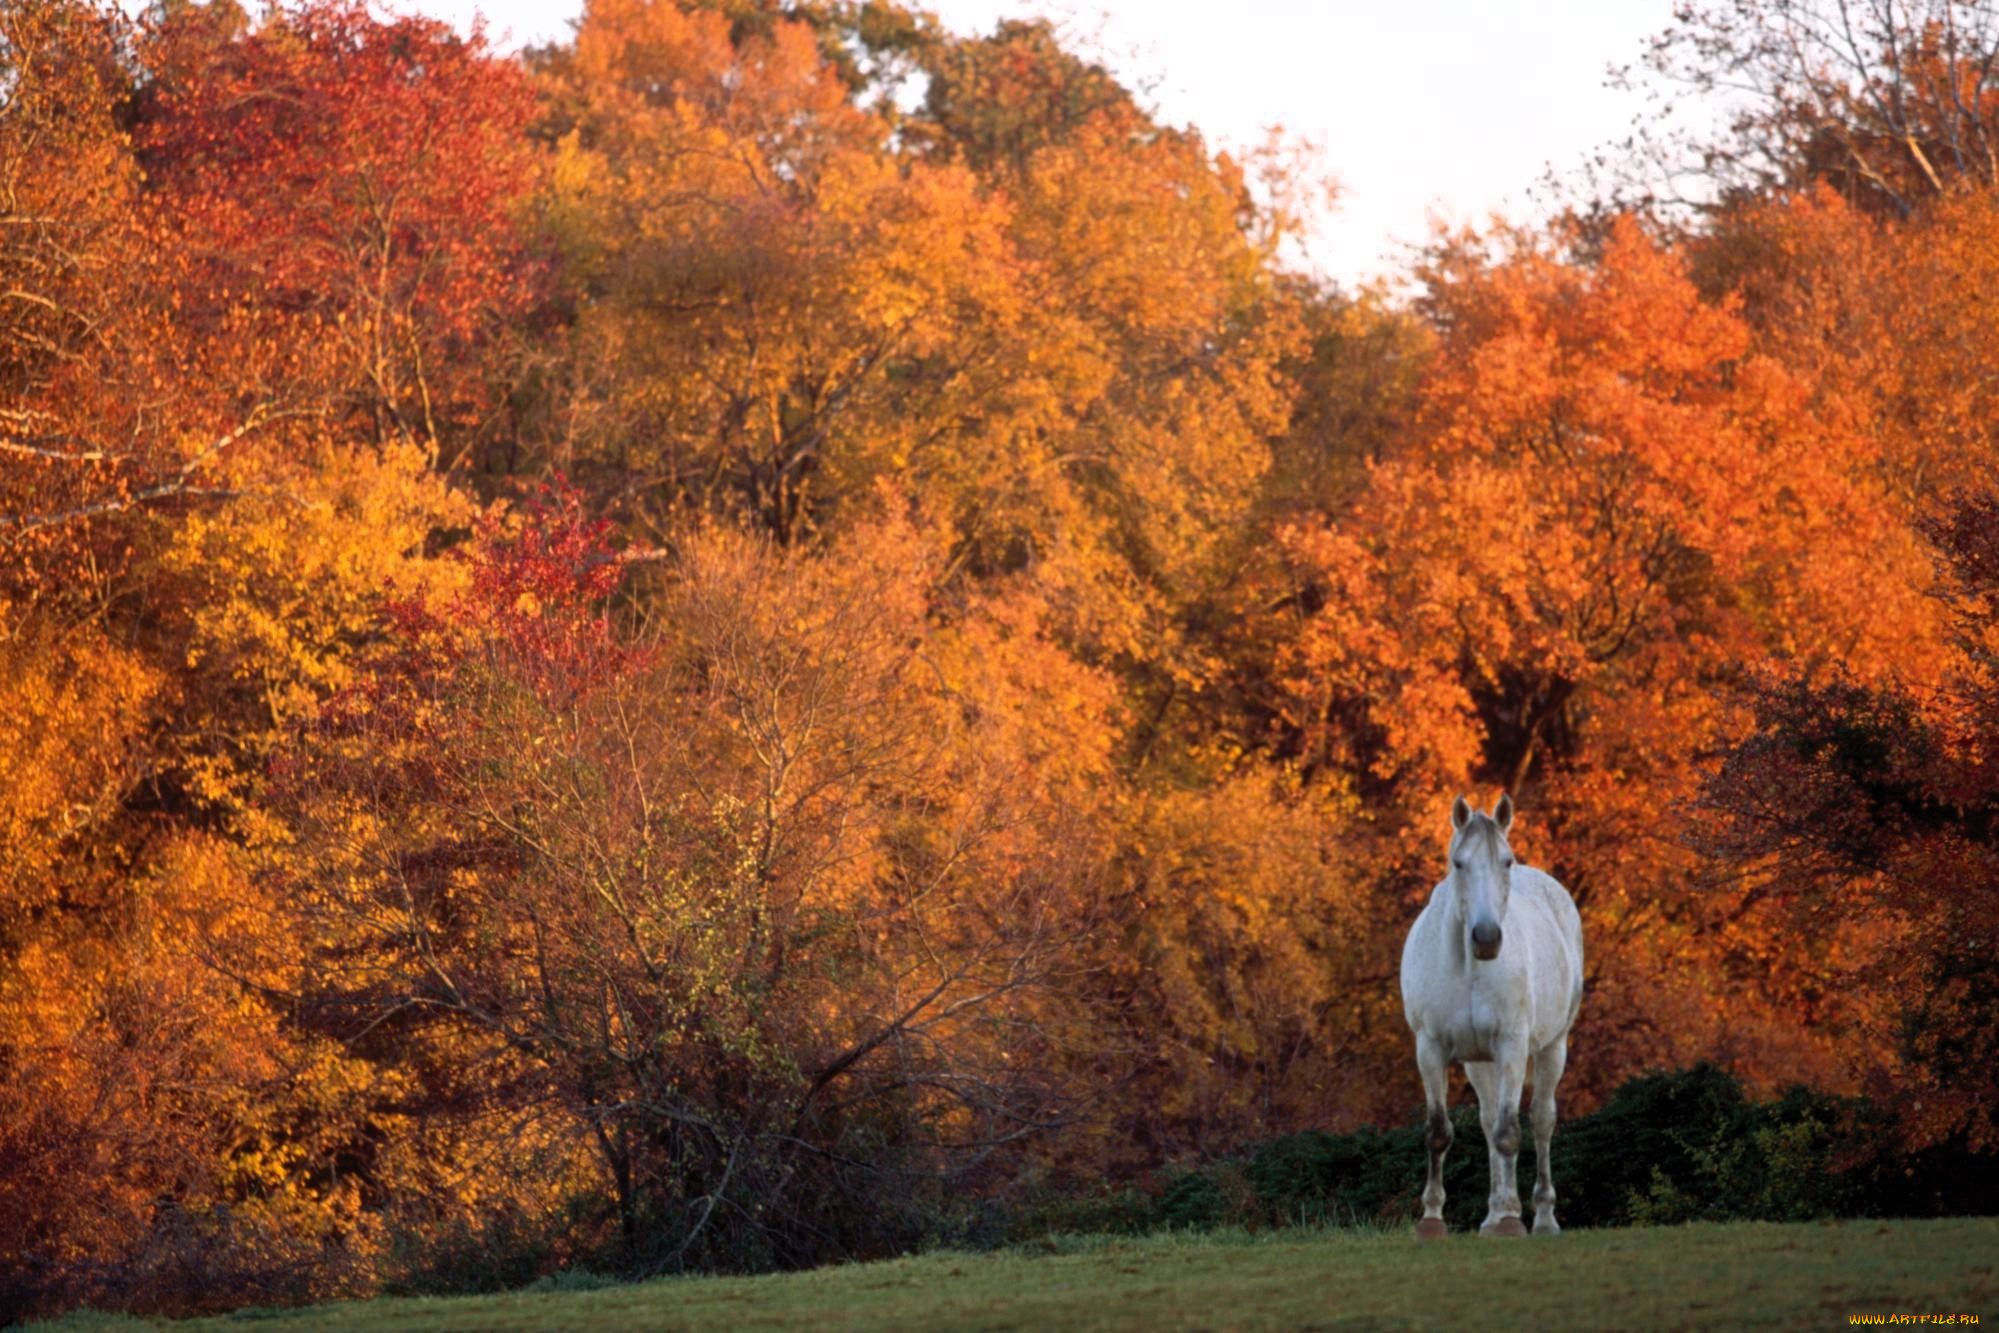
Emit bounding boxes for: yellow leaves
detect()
[152,434,472,816]
[541,1,1301,706]
[0,821,354,1286]
[0,626,158,924]
[1107,770,1379,1130]
[932,584,1122,802]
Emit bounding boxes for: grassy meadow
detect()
[36,1217,1997,1332]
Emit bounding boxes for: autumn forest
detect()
[4,0,1998,1316]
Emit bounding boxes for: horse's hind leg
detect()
[1415,1033,1451,1239]
[1530,1037,1567,1235]
[1465,1056,1526,1236]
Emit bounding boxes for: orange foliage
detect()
[1273,217,1942,1101]
[262,491,1113,1266]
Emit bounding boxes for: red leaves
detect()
[301,480,641,825]
[378,481,639,716]
[467,485,625,617]
[136,0,542,450]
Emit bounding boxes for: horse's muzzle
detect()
[1471,922,1502,960]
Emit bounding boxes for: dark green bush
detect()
[1244,1109,1490,1231]
[1000,1065,1999,1243]
[1552,1062,1752,1227]
[999,1184,1155,1243]
[1571,1068,1888,1227]
[1154,1170,1231,1230]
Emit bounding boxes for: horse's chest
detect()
[1423,985,1512,1064]
[1453,993,1503,1062]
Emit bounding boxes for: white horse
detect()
[1399,793,1583,1238]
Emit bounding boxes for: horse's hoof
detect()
[1532,1218,1562,1236]
[1480,1217,1528,1238]
[1415,1218,1448,1241]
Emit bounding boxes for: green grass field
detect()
[39,1218,1997,1332]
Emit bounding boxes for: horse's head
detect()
[1448,793,1515,962]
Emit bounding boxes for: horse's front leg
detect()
[1530,1036,1568,1235]
[1415,1032,1452,1240]
[1466,1052,1527,1237]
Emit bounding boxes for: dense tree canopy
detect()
[3,0,1996,1317]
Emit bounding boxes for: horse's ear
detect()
[1492,792,1514,833]
[1451,795,1472,830]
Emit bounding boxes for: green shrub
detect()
[524,1268,622,1293]
[1245,1109,1491,1230]
[1003,1065,1999,1242]
[1154,1170,1230,1230]
[1001,1185,1156,1242]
